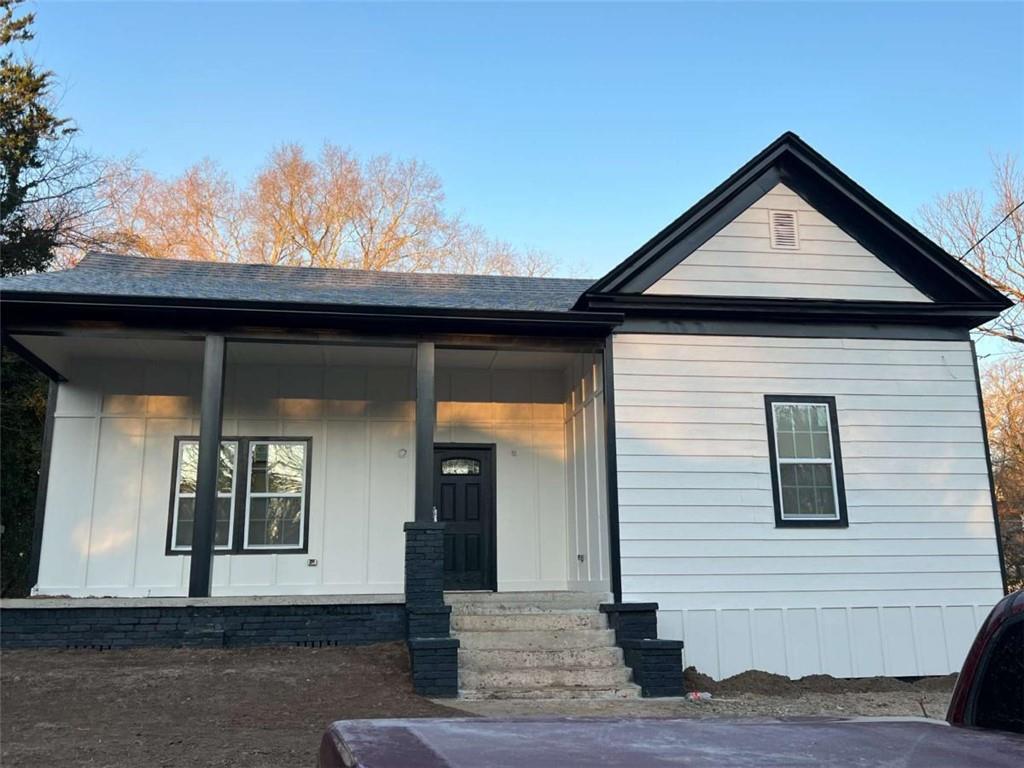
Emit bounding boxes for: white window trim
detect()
[170,439,238,552]
[771,401,841,522]
[242,440,308,551]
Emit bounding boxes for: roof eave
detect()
[0,291,624,337]
[579,293,1009,329]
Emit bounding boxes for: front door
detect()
[434,445,496,591]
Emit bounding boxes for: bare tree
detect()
[96,142,554,276]
[919,155,1023,344]
[982,358,1024,592]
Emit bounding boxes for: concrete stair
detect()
[447,591,641,701]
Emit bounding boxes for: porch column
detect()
[414,341,436,522]
[188,334,227,598]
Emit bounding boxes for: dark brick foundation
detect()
[621,639,686,697]
[407,637,460,697]
[0,603,406,650]
[403,522,458,697]
[600,602,658,643]
[601,602,684,697]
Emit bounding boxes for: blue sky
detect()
[30,1,1024,277]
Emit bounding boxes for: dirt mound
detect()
[686,667,958,697]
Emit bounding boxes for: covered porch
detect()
[9,332,617,601]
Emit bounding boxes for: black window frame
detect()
[764,395,849,529]
[166,435,313,556]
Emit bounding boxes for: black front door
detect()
[434,445,496,591]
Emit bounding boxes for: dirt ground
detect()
[0,643,462,768]
[1,645,958,768]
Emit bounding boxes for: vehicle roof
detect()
[319,716,1024,768]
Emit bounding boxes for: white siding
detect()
[36,359,573,597]
[645,183,931,302]
[613,333,1003,679]
[564,353,612,592]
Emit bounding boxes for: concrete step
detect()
[452,611,606,632]
[461,665,633,690]
[454,628,617,651]
[459,646,625,671]
[445,591,610,612]
[458,684,641,701]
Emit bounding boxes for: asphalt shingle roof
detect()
[0,253,595,314]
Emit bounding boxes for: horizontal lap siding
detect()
[612,334,1003,679]
[644,184,930,302]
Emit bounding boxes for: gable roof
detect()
[579,132,1011,318]
[0,252,595,314]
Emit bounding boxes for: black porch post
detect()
[602,336,623,604]
[415,341,436,522]
[188,334,227,598]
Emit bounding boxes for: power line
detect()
[962,199,1024,258]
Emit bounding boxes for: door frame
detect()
[434,442,498,592]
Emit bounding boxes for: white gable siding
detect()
[613,333,1003,679]
[645,183,931,302]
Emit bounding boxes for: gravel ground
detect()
[450,670,957,720]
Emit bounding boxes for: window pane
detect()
[215,497,232,547]
[777,431,797,459]
[218,444,236,494]
[794,433,814,459]
[793,405,810,431]
[179,441,235,494]
[810,405,829,432]
[811,432,832,460]
[774,403,832,460]
[441,458,481,476]
[178,443,199,493]
[248,496,302,547]
[780,461,837,518]
[775,404,795,432]
[250,443,305,494]
[250,443,268,493]
[175,496,233,548]
[175,498,195,547]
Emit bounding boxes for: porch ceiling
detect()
[9,334,579,380]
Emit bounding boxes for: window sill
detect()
[775,518,849,529]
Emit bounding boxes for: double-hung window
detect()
[764,396,848,527]
[168,436,311,554]
[244,441,308,550]
[169,439,238,551]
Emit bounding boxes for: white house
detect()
[0,133,1010,692]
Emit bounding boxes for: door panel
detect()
[435,445,495,591]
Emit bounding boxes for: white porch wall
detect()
[564,353,611,592]
[613,333,1004,679]
[35,357,575,597]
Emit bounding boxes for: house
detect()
[0,133,1010,697]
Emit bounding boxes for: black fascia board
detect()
[0,291,624,338]
[583,293,1006,328]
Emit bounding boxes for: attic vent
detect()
[769,210,799,249]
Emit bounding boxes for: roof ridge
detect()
[80,251,594,285]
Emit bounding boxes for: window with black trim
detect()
[167,436,311,554]
[764,396,848,527]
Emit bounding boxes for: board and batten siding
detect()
[612,333,1003,679]
[644,183,931,302]
[564,353,612,592]
[35,358,574,598]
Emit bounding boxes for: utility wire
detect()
[961,200,1024,258]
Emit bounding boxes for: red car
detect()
[947,588,1024,734]
[321,591,1024,768]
